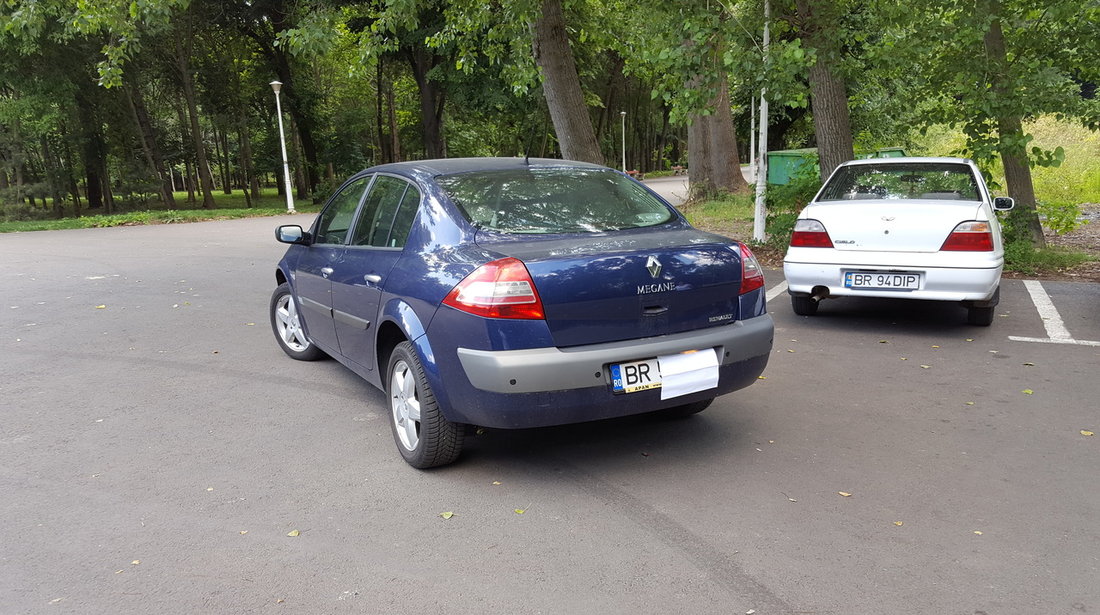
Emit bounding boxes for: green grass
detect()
[680,192,755,231]
[0,189,319,233]
[1004,240,1096,276]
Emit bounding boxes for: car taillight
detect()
[940,221,994,251]
[790,219,834,248]
[739,243,765,294]
[442,257,545,319]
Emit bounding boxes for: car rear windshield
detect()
[818,163,981,202]
[436,168,675,233]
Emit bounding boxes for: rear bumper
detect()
[444,315,774,428]
[783,260,1001,302]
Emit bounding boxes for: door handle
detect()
[321,267,334,278]
[364,273,383,284]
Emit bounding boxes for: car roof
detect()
[366,157,608,178]
[839,156,976,167]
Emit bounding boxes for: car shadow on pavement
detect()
[784,296,993,338]
[458,405,759,469]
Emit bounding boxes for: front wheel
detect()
[387,342,464,469]
[270,283,326,361]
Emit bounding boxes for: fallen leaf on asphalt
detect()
[440,512,454,520]
[1022,389,1034,395]
[901,357,908,361]
[1082,430,1095,437]
[246,323,255,326]
[95,305,106,309]
[965,402,975,406]
[965,338,974,342]
[974,531,983,535]
[287,530,300,537]
[1023,362,1035,366]
[932,345,940,348]
[514,508,527,514]
[920,365,931,369]
[838,492,852,497]
[131,560,141,565]
[206,487,214,492]
[879,340,889,344]
[492,481,502,486]
[115,570,123,574]
[757,375,767,380]
[787,349,795,353]
[893,521,904,526]
[239,530,248,535]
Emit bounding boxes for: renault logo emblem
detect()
[646,256,662,279]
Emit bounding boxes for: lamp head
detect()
[270,81,283,93]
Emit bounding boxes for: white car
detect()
[782,157,1015,326]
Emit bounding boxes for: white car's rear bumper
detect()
[783,255,1002,303]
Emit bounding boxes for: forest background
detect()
[1,0,1097,269]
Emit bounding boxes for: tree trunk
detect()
[174,25,216,209]
[688,69,748,196]
[982,0,1045,247]
[407,49,447,159]
[74,89,106,210]
[532,0,603,164]
[126,80,176,209]
[795,0,855,181]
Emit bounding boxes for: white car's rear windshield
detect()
[437,168,674,234]
[819,163,981,202]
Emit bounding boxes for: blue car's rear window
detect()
[436,168,674,233]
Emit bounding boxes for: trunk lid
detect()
[477,228,744,348]
[805,201,984,253]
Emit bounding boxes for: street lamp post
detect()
[270,81,296,214]
[620,111,627,172]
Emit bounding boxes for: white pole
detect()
[271,81,296,214]
[752,0,770,243]
[620,111,627,172]
[750,95,756,180]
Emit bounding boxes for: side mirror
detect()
[993,197,1014,211]
[276,225,311,245]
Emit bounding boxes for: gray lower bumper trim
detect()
[457,315,774,394]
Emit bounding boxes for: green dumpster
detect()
[766,148,818,185]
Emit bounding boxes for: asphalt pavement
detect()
[2,215,1098,614]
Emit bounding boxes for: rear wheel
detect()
[270,283,325,361]
[387,342,464,468]
[791,295,819,316]
[967,305,995,326]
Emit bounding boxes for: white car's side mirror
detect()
[993,197,1015,211]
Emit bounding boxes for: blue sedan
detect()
[270,158,774,468]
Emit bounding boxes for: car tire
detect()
[661,398,714,419]
[270,283,326,361]
[967,305,995,326]
[791,295,819,316]
[387,341,464,469]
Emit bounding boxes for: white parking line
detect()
[766,280,788,303]
[1008,280,1100,346]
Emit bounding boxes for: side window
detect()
[350,176,419,248]
[316,176,370,245]
[387,186,421,248]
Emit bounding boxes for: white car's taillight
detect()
[790,219,834,248]
[442,257,545,319]
[739,243,765,294]
[940,221,994,251]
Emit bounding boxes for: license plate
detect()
[610,358,661,394]
[844,271,921,290]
